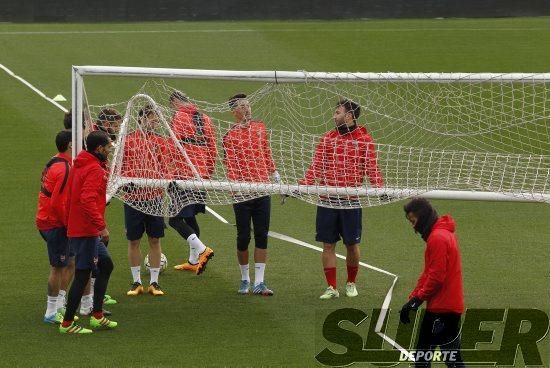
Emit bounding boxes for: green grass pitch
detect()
[0,17,549,367]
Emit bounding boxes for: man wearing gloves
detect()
[400,197,466,368]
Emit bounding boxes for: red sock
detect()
[93,311,104,319]
[347,265,358,283]
[324,267,337,288]
[62,320,73,328]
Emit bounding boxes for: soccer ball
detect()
[144,253,168,273]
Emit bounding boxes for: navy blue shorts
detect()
[69,237,110,271]
[39,227,70,267]
[175,203,206,218]
[124,203,165,241]
[169,188,206,218]
[315,206,362,245]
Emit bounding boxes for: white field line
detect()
[267,230,412,361]
[268,230,397,277]
[0,63,69,112]
[205,206,230,224]
[4,62,411,360]
[0,27,547,36]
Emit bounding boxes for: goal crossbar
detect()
[73,66,550,83]
[74,66,550,205]
[111,177,550,203]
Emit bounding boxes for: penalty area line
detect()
[205,206,231,224]
[268,230,397,277]
[0,63,68,113]
[208,211,411,361]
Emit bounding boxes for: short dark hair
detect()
[85,130,110,152]
[55,130,72,152]
[403,197,439,241]
[337,99,360,121]
[64,109,94,130]
[228,93,247,110]
[96,108,122,125]
[138,105,155,119]
[63,110,72,130]
[169,90,189,103]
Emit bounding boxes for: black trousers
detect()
[232,196,271,251]
[415,311,466,368]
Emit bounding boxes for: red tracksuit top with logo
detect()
[171,105,217,179]
[409,215,465,314]
[300,126,384,188]
[36,152,72,230]
[66,150,107,237]
[121,131,167,201]
[222,121,276,182]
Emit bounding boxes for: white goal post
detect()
[72,66,550,213]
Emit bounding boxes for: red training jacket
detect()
[171,105,217,179]
[121,131,167,201]
[222,121,276,182]
[409,215,465,314]
[300,126,384,188]
[66,150,107,237]
[36,152,72,231]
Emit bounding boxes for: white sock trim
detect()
[254,263,266,287]
[149,268,160,284]
[239,264,250,282]
[46,295,58,316]
[56,290,66,310]
[131,266,142,284]
[187,234,206,263]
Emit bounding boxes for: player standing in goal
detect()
[399,198,465,367]
[60,131,117,334]
[300,99,384,299]
[122,106,167,296]
[168,91,215,274]
[223,94,280,296]
[36,130,75,324]
[95,108,122,141]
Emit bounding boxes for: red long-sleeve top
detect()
[409,215,465,314]
[121,131,167,201]
[300,126,384,188]
[36,152,72,230]
[171,105,217,179]
[66,150,107,237]
[222,121,276,182]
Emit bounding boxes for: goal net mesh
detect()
[81,73,550,216]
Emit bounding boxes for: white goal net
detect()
[72,67,550,216]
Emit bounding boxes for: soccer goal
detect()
[71,66,550,216]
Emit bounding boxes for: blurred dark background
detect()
[1,0,549,22]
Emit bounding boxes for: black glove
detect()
[280,190,301,205]
[167,181,180,195]
[399,297,423,324]
[123,182,137,193]
[379,193,392,202]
